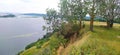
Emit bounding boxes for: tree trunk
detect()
[90,0,95,32]
[90,15,94,31]
[107,19,113,28]
[79,19,82,30]
[110,19,113,28]
[107,20,110,28]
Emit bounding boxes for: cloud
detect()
[0,0,23,4]
[0,0,59,13]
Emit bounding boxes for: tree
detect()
[59,0,70,21]
[98,0,120,28]
[58,0,88,39]
[68,0,87,29]
[59,0,87,29]
[43,8,61,32]
[84,0,100,31]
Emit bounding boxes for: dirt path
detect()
[117,36,120,38]
[57,46,64,55]
[57,32,90,55]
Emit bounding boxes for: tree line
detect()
[43,0,120,33]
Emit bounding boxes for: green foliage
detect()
[59,0,87,23]
[49,35,60,49]
[60,22,80,38]
[36,38,49,48]
[60,23,73,36]
[43,8,61,32]
[24,32,53,50]
[59,0,69,19]
[115,18,120,23]
[25,42,36,50]
[36,32,53,48]
[98,0,120,27]
[43,32,53,39]
[72,24,80,32]
[40,47,55,55]
[58,35,67,47]
[38,33,67,55]
[49,33,67,49]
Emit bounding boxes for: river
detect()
[0,17,46,55]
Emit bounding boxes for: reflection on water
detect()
[11,32,39,38]
[0,17,46,55]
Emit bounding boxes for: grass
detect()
[20,46,39,55]
[67,21,120,55]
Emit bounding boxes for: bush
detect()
[49,33,67,49]
[36,38,49,48]
[60,23,80,39]
[25,42,36,50]
[43,32,53,38]
[36,32,53,48]
[39,33,67,55]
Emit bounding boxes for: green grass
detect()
[68,22,120,55]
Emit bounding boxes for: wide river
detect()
[0,17,46,55]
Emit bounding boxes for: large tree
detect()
[59,0,87,29]
[68,0,87,29]
[84,0,100,31]
[98,0,120,28]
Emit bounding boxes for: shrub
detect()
[25,42,36,50]
[36,32,53,49]
[36,38,49,48]
[60,23,80,39]
[39,33,67,55]
[49,34,67,49]
[43,32,53,38]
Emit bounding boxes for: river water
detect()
[0,17,46,55]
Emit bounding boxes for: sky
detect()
[0,0,59,14]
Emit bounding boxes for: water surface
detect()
[0,17,46,55]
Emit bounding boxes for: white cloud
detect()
[0,0,59,13]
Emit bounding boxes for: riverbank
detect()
[20,21,120,55]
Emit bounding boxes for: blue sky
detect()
[0,0,59,14]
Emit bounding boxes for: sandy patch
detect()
[117,36,120,38]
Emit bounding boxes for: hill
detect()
[19,21,120,55]
[61,21,120,55]
[21,13,46,17]
[0,13,16,18]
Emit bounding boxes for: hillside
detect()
[20,21,120,55]
[62,21,120,55]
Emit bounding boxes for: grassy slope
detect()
[20,21,120,55]
[63,21,120,55]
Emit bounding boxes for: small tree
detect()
[43,8,61,32]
